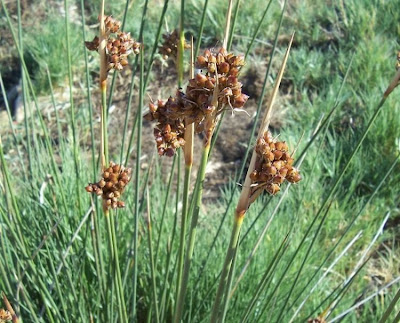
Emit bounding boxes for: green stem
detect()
[155,154,177,259]
[0,137,26,249]
[174,144,210,323]
[175,164,192,309]
[210,214,244,323]
[132,47,145,321]
[227,0,241,51]
[105,213,119,319]
[64,0,82,214]
[221,234,239,322]
[195,0,209,57]
[379,287,400,323]
[146,190,160,323]
[177,0,185,87]
[0,73,27,179]
[110,213,128,322]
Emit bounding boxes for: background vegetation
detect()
[0,0,399,322]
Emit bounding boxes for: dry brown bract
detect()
[144,48,249,156]
[0,309,11,323]
[85,15,140,71]
[250,131,301,199]
[85,162,132,210]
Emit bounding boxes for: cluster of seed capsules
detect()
[144,47,249,156]
[191,48,249,112]
[250,131,301,196]
[85,162,132,210]
[85,15,140,71]
[145,96,186,156]
[158,29,190,60]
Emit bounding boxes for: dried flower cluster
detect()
[158,29,190,60]
[145,97,186,156]
[0,309,11,323]
[188,48,249,115]
[85,162,132,210]
[144,48,249,156]
[85,15,140,71]
[250,131,301,196]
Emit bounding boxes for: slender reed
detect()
[132,44,145,322]
[379,287,400,323]
[143,185,160,323]
[177,0,185,87]
[175,37,195,316]
[64,0,82,214]
[210,33,295,322]
[174,68,221,323]
[86,3,140,321]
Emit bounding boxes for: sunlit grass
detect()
[0,0,399,322]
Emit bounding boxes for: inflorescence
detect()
[85,162,132,210]
[0,309,11,323]
[85,15,140,71]
[250,131,301,197]
[158,29,190,60]
[145,47,249,156]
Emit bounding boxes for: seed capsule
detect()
[265,166,277,176]
[279,167,288,177]
[197,55,207,66]
[98,179,106,188]
[266,183,280,195]
[219,62,230,74]
[267,152,274,162]
[273,150,283,160]
[273,160,284,170]
[195,73,207,86]
[273,175,285,184]
[250,170,258,181]
[275,141,288,151]
[110,173,119,183]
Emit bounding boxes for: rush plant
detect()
[0,0,399,322]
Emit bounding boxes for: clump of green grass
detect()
[23,17,84,93]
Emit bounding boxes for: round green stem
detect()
[210,214,244,323]
[175,164,192,307]
[174,143,210,323]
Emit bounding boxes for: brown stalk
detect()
[383,68,400,99]
[210,32,296,322]
[2,293,18,323]
[184,37,194,166]
[99,2,107,169]
[236,31,295,217]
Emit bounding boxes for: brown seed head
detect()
[85,162,131,211]
[0,308,12,322]
[250,131,301,197]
